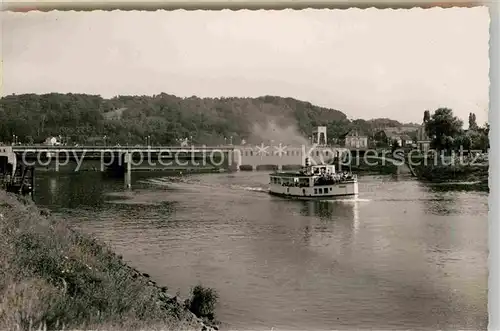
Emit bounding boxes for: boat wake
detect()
[230,185,268,193]
[142,177,269,194]
[320,197,371,203]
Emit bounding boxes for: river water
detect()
[34,168,488,330]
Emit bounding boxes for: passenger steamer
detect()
[269,158,358,199]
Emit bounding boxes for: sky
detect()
[1,7,490,126]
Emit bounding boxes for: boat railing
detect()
[313,173,357,186]
[282,182,309,188]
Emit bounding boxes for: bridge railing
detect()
[12,145,236,152]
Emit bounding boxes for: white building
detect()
[343,130,368,149]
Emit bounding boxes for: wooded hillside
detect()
[0,93,412,145]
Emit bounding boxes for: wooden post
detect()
[31,166,35,200]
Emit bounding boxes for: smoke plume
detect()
[248,119,309,146]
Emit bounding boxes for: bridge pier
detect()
[103,152,132,188]
[1,147,34,198]
[228,150,241,172]
[124,152,132,189]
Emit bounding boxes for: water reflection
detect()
[302,225,312,245]
[295,199,362,258]
[34,171,127,211]
[299,199,356,219]
[49,177,57,196]
[299,200,360,232]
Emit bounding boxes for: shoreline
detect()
[412,162,489,192]
[0,191,221,331]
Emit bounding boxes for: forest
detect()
[0,93,421,146]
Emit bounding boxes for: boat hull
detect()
[268,180,358,199]
[269,191,357,200]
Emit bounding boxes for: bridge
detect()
[2,144,366,189]
[11,145,236,153]
[9,144,354,168]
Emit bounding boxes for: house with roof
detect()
[388,132,414,147]
[374,126,421,147]
[339,129,368,149]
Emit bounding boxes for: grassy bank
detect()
[413,161,489,191]
[0,191,219,331]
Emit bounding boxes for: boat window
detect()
[330,187,332,191]
[318,188,322,194]
[314,189,317,194]
[250,151,253,156]
[299,178,309,187]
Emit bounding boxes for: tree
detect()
[475,122,490,151]
[468,112,478,130]
[391,139,400,153]
[425,108,463,151]
[423,110,431,123]
[453,133,472,151]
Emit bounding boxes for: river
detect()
[33,168,488,330]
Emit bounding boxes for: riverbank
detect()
[0,191,220,331]
[413,162,489,191]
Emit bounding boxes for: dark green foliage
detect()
[0,93,346,145]
[423,109,488,152]
[468,112,478,130]
[414,163,488,186]
[425,108,464,150]
[1,93,420,146]
[185,284,219,321]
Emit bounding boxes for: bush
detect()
[185,284,218,321]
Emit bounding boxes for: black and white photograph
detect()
[0,6,491,331]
